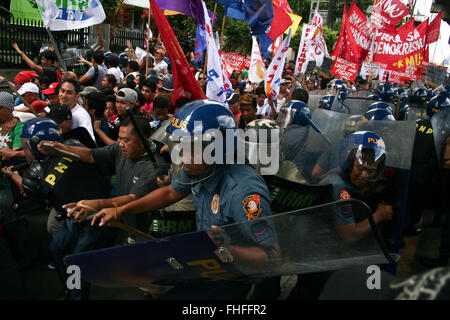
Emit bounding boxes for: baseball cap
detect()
[280,79,290,85]
[14,71,38,85]
[117,88,138,104]
[30,100,47,113]
[0,92,14,111]
[42,82,60,95]
[80,86,98,96]
[47,105,72,124]
[227,93,240,104]
[17,82,40,95]
[161,77,174,92]
[155,48,166,56]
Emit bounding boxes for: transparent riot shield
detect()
[330,89,396,116]
[308,94,324,112]
[404,103,427,121]
[65,199,396,287]
[355,120,416,265]
[431,108,450,168]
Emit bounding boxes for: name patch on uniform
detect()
[339,189,351,200]
[243,194,262,221]
[211,194,220,215]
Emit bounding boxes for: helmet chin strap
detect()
[184,163,217,183]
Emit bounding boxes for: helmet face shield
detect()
[20,138,38,163]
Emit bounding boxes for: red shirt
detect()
[140,102,153,113]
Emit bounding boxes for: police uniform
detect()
[171,164,276,247]
[160,164,277,300]
[320,171,360,225]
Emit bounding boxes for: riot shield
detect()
[431,108,450,168]
[308,94,323,112]
[404,103,427,121]
[65,199,395,287]
[330,89,396,116]
[278,109,361,184]
[355,120,416,262]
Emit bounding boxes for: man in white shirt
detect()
[105,53,123,83]
[152,48,168,76]
[59,79,96,143]
[255,86,272,118]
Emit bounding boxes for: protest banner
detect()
[330,56,360,81]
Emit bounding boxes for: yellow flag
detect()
[285,13,302,37]
[163,10,181,16]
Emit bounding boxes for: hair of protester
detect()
[117,83,128,91]
[153,96,169,110]
[61,78,82,94]
[92,50,105,64]
[255,86,266,97]
[103,74,117,87]
[40,50,57,63]
[174,97,190,112]
[106,53,119,68]
[239,93,257,109]
[137,91,146,107]
[292,87,309,104]
[87,92,107,118]
[99,86,115,97]
[142,79,157,92]
[120,115,151,138]
[127,60,140,71]
[126,76,136,89]
[37,75,50,87]
[106,94,116,103]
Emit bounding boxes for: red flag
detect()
[273,0,292,13]
[342,2,374,64]
[371,0,410,30]
[426,10,443,44]
[149,0,206,104]
[373,19,428,80]
[331,0,347,58]
[266,4,293,41]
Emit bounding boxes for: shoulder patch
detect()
[243,194,262,220]
[211,193,220,215]
[339,189,351,200]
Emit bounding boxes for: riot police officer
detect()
[90,99,281,300]
[15,117,114,299]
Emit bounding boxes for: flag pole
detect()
[46,28,67,72]
[220,14,226,50]
[146,8,152,77]
[202,2,218,81]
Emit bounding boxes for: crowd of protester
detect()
[0,32,449,301]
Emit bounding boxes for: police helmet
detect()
[367,102,393,114]
[319,94,335,110]
[367,94,382,101]
[427,92,450,117]
[243,119,280,175]
[20,117,63,161]
[409,88,428,103]
[166,99,237,184]
[341,131,387,180]
[362,108,395,121]
[377,83,395,102]
[118,52,129,68]
[328,79,346,92]
[277,100,312,129]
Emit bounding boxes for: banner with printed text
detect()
[330,56,360,81]
[373,18,428,81]
[35,0,106,31]
[265,29,291,99]
[371,0,410,30]
[342,2,374,64]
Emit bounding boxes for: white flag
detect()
[264,29,291,100]
[248,36,266,84]
[36,0,106,31]
[203,1,230,106]
[304,11,328,68]
[294,24,312,74]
